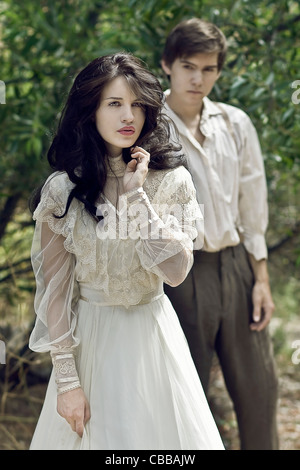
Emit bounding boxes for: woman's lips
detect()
[117,126,135,135]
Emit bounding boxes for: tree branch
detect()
[268,221,300,254]
[0,258,31,272]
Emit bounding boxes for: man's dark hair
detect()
[162,18,227,71]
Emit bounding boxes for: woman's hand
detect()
[123,146,150,193]
[57,387,91,437]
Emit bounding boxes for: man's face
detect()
[162,52,220,106]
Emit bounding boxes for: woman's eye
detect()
[133,102,144,108]
[108,101,120,106]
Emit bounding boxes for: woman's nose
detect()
[121,106,134,122]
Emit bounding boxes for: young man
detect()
[162,18,278,450]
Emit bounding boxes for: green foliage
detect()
[0,3,299,450]
[0,0,299,303]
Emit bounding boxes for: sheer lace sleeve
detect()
[121,167,202,286]
[29,173,81,394]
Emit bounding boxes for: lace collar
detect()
[106,154,127,177]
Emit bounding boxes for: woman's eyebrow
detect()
[104,96,142,102]
[104,96,123,100]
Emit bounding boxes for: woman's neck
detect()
[106,154,126,177]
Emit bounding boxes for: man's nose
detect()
[191,70,203,86]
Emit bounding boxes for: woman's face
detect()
[95,76,146,157]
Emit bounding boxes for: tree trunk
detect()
[0,193,22,243]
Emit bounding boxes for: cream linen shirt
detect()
[164,95,269,260]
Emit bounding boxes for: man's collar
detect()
[163,98,191,138]
[202,96,223,116]
[163,92,224,138]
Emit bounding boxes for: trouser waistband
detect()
[193,244,243,263]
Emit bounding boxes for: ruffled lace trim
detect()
[33,173,97,275]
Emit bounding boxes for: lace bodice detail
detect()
[29,166,202,356]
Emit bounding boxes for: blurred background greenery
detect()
[0,0,299,450]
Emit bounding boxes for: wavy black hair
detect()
[30,52,185,219]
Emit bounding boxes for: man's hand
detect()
[57,387,91,437]
[248,255,275,331]
[250,279,275,331]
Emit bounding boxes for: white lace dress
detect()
[29,157,224,450]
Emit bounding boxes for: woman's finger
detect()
[75,419,84,438]
[68,419,76,433]
[131,147,150,163]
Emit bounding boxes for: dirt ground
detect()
[0,354,300,451]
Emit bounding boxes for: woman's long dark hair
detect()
[29,52,186,219]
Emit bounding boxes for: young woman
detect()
[29,52,224,450]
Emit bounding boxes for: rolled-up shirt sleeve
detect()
[238,115,269,260]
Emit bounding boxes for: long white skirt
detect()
[30,290,224,450]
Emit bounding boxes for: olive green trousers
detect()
[164,244,279,450]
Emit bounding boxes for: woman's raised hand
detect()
[123,146,150,193]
